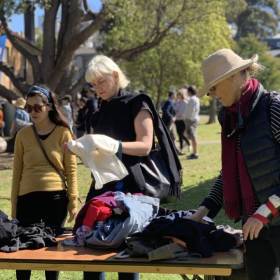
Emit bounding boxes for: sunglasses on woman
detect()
[25,103,47,113]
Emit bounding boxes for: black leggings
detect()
[16,190,68,280]
[175,120,189,150]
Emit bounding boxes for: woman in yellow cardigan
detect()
[11,85,78,280]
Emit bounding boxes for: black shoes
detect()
[187,153,199,160]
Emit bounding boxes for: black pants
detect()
[175,120,189,150]
[16,190,68,280]
[84,187,139,280]
[84,272,139,280]
[245,226,280,280]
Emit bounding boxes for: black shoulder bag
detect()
[129,94,182,201]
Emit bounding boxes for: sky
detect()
[8,1,102,33]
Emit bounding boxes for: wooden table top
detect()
[0,235,244,276]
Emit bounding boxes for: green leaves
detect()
[233,0,279,39]
[236,35,280,91]
[104,0,232,104]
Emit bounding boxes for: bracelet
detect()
[266,200,279,217]
[252,213,269,225]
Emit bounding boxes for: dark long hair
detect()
[27,85,70,130]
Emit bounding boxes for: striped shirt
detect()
[201,96,280,221]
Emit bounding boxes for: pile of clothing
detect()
[67,193,242,261]
[0,211,56,252]
[120,210,242,260]
[64,191,160,249]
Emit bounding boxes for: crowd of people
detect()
[161,85,200,159]
[1,82,200,159]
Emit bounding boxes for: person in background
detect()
[10,97,31,137]
[7,97,31,153]
[84,85,98,134]
[76,97,88,138]
[185,85,200,159]
[174,88,190,155]
[0,103,4,136]
[60,95,74,132]
[161,90,176,141]
[12,85,78,280]
[189,48,280,280]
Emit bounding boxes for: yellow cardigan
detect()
[11,125,78,218]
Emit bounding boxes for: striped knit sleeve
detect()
[270,96,280,143]
[200,171,223,218]
[252,97,280,224]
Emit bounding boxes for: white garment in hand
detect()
[90,134,120,155]
[67,134,128,190]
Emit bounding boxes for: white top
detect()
[185,96,200,121]
[174,100,189,121]
[67,134,128,190]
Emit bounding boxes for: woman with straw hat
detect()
[189,48,280,280]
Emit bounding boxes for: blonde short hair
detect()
[85,55,130,89]
[177,88,188,99]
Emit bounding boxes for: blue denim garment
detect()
[85,192,159,248]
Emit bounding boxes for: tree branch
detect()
[0,62,31,94]
[82,0,89,11]
[41,0,60,82]
[82,0,101,22]
[109,0,188,60]
[48,6,107,90]
[67,74,85,96]
[0,11,41,82]
[56,0,69,61]
[0,84,20,101]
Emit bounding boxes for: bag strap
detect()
[32,125,67,189]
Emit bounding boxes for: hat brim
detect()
[199,54,258,97]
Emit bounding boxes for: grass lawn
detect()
[0,115,239,279]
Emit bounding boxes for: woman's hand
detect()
[187,206,209,223]
[67,207,78,223]
[242,217,264,241]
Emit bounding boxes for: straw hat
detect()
[12,97,26,109]
[200,48,258,96]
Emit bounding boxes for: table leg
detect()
[180,275,205,280]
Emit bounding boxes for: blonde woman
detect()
[82,55,181,280]
[189,49,280,280]
[84,55,153,280]
[174,88,190,154]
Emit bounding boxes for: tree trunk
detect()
[24,1,35,43]
[24,1,35,82]
[156,88,162,110]
[208,98,217,124]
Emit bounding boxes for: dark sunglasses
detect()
[25,103,47,113]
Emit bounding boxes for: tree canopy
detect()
[236,35,280,91]
[227,0,279,39]
[105,0,232,106]
[0,0,202,100]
